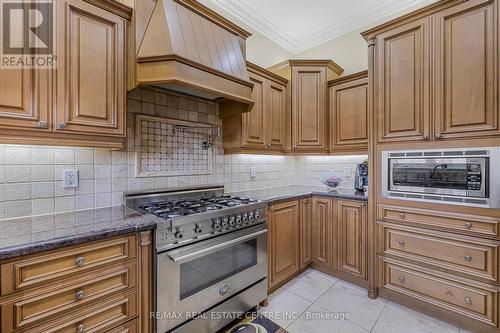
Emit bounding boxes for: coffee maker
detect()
[354,163,368,192]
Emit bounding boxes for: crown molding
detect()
[207,0,434,54]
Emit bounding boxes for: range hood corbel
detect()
[135,0,254,113]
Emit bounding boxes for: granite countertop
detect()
[232,185,368,203]
[0,206,156,261]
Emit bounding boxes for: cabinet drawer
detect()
[383,259,499,327]
[382,224,498,282]
[2,262,136,331]
[378,205,499,238]
[20,290,138,333]
[1,236,136,295]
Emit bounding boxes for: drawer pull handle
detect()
[398,276,405,282]
[75,290,86,300]
[464,297,472,305]
[464,222,473,229]
[398,240,405,246]
[399,213,406,219]
[464,255,472,262]
[76,323,86,333]
[75,256,85,267]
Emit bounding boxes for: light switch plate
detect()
[63,170,79,188]
[343,167,352,178]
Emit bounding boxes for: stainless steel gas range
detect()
[125,185,268,333]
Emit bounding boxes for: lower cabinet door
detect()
[312,197,334,268]
[336,200,367,280]
[268,200,300,289]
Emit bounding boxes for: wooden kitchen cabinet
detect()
[433,0,500,140]
[372,0,500,145]
[268,200,300,290]
[311,197,334,269]
[0,69,51,131]
[300,197,313,269]
[329,71,369,153]
[55,0,126,136]
[375,17,431,143]
[268,60,343,154]
[223,62,288,154]
[335,199,367,281]
[0,231,152,333]
[0,0,130,148]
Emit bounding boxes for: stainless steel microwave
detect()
[382,148,500,208]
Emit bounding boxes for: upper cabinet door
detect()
[266,81,287,150]
[242,73,266,148]
[433,0,499,140]
[0,69,50,131]
[292,66,328,151]
[330,76,368,152]
[376,18,431,143]
[55,0,125,136]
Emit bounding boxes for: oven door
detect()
[156,223,267,333]
[389,157,487,197]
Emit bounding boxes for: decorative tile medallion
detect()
[135,115,217,177]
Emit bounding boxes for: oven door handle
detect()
[166,228,267,264]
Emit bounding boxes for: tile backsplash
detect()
[0,87,367,219]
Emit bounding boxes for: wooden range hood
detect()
[135,0,254,112]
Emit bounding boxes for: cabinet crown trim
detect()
[247,61,289,86]
[361,0,467,39]
[328,70,368,86]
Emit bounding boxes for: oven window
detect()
[391,162,478,190]
[179,239,257,300]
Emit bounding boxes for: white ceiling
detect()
[205,0,433,54]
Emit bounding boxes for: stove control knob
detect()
[254,210,260,219]
[175,228,184,239]
[213,218,221,229]
[242,213,248,223]
[248,212,255,221]
[235,214,242,225]
[221,217,229,228]
[229,216,236,227]
[194,224,203,234]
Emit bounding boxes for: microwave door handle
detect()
[166,229,267,264]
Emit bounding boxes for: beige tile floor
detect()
[259,269,472,333]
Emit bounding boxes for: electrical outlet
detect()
[343,167,352,178]
[250,166,256,179]
[63,170,79,188]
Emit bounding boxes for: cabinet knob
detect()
[464,255,472,262]
[398,276,405,283]
[267,144,272,148]
[294,145,298,149]
[398,240,405,246]
[75,290,86,300]
[464,222,473,229]
[75,256,85,267]
[423,134,429,140]
[435,133,442,139]
[399,212,406,219]
[57,122,66,129]
[38,121,48,128]
[76,323,86,333]
[464,296,472,305]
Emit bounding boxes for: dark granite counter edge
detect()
[0,222,156,262]
[263,191,368,204]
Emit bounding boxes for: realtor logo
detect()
[0,0,56,68]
